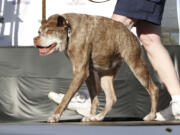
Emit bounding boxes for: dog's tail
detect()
[42,0,46,24]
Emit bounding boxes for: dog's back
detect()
[63,13,141,71]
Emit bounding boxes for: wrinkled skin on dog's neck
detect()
[37,15,68,55]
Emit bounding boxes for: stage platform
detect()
[0,120,180,135]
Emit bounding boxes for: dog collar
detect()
[64,19,71,38]
[67,25,71,38]
[65,19,71,47]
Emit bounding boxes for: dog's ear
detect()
[57,16,67,27]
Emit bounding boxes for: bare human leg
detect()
[112,14,180,121]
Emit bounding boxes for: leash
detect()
[41,0,111,24]
[41,0,111,26]
[88,0,111,3]
[42,0,46,24]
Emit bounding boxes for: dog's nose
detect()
[34,36,39,42]
[34,36,40,46]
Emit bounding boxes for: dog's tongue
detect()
[39,48,50,54]
[38,43,57,55]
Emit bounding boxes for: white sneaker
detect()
[155,101,180,121]
[48,92,64,104]
[48,91,91,116]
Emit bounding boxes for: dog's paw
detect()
[90,114,104,121]
[82,114,104,122]
[48,114,60,123]
[82,116,91,122]
[143,113,156,121]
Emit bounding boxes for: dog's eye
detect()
[38,30,41,34]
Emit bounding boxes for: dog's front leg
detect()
[48,70,87,123]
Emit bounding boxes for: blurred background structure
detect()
[0,0,179,46]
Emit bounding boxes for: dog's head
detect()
[34,14,70,55]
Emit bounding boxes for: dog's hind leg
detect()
[125,53,159,121]
[86,74,117,121]
[82,71,101,122]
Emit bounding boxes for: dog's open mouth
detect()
[37,43,57,55]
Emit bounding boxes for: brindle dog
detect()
[34,13,159,123]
